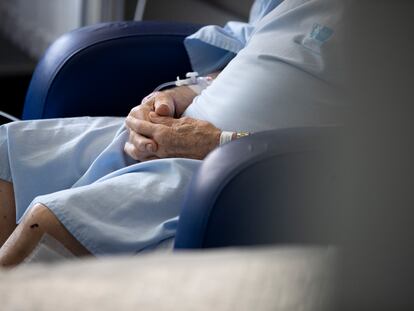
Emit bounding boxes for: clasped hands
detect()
[124,87,221,162]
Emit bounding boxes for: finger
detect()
[129,103,153,121]
[124,141,140,161]
[141,92,158,105]
[148,112,175,127]
[128,108,143,122]
[125,116,144,132]
[129,130,157,153]
[125,116,158,137]
[124,140,159,161]
[125,115,138,132]
[154,93,175,117]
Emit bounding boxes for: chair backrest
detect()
[175,126,341,249]
[22,21,200,119]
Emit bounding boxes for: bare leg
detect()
[0,203,91,268]
[0,180,16,246]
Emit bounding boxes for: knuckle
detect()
[125,115,135,126]
[130,106,139,115]
[131,134,153,153]
[125,115,132,124]
[124,143,139,160]
[126,120,136,132]
[137,140,148,152]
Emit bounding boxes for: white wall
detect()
[0,0,249,60]
[0,0,124,60]
[0,0,83,59]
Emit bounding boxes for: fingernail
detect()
[146,144,153,152]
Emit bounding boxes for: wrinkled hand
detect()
[124,91,175,161]
[125,112,221,160]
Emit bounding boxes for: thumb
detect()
[149,112,175,126]
[154,93,175,117]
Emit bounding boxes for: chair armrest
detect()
[175,126,340,249]
[23,21,202,120]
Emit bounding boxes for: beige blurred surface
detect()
[0,247,336,311]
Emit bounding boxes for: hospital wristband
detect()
[219,131,251,146]
[219,131,234,145]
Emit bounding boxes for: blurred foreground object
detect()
[0,247,336,311]
[336,1,414,310]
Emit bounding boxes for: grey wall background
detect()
[0,0,252,62]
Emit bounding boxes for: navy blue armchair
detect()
[23,21,202,119]
[23,21,339,250]
[175,126,339,249]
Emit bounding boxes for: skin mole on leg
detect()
[30,223,39,229]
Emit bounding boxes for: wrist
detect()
[219,131,251,146]
[165,86,197,117]
[219,131,234,146]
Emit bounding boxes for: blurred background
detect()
[0,0,253,122]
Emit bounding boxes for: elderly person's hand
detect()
[124,86,197,161]
[125,112,221,160]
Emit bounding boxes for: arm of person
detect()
[124,86,196,161]
[126,113,221,160]
[125,112,249,161]
[124,71,220,161]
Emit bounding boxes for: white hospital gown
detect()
[0,0,344,255]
